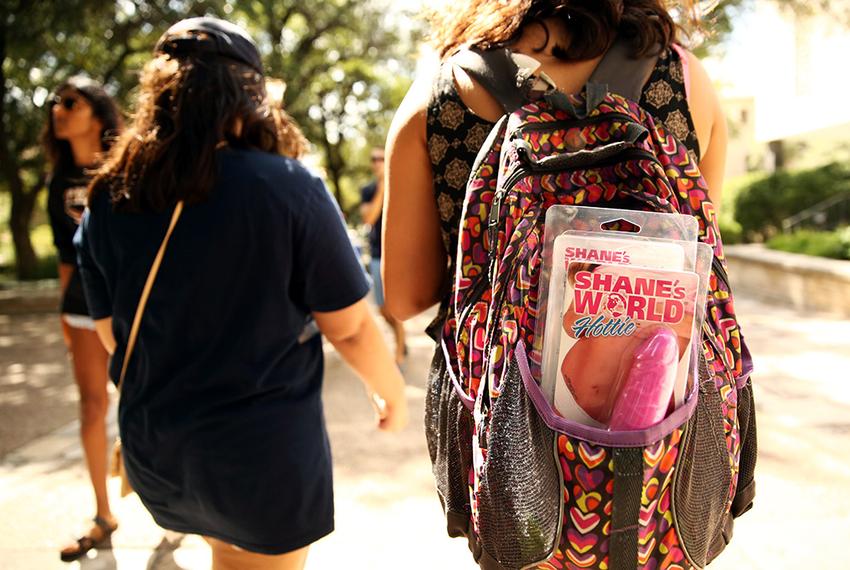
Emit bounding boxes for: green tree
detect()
[0,0,216,279]
[232,0,418,209]
[1,0,418,279]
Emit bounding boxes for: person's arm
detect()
[58,263,74,292]
[686,51,728,211]
[94,317,116,355]
[383,73,447,320]
[74,205,115,352]
[294,173,408,431]
[313,299,408,432]
[360,181,384,226]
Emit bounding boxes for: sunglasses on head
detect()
[51,94,80,111]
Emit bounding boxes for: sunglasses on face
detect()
[51,94,80,111]
[370,155,384,163]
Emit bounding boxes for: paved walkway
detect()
[0,295,848,569]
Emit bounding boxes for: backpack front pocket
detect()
[501,341,705,570]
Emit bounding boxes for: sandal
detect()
[60,516,118,562]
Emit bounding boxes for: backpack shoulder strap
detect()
[451,37,659,113]
[450,48,541,114]
[589,37,661,102]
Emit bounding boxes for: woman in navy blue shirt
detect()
[75,18,407,570]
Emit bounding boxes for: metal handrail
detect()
[782,192,850,233]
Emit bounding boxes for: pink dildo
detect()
[607,327,679,430]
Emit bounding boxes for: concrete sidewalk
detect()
[1,296,849,569]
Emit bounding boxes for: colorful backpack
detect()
[424,40,757,570]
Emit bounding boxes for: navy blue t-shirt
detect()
[75,149,369,554]
[359,181,382,259]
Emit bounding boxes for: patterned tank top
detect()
[426,45,700,270]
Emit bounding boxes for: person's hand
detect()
[371,391,409,432]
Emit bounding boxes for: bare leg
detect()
[61,325,115,559]
[206,537,309,570]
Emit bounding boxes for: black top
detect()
[359,180,382,259]
[47,164,91,316]
[75,148,370,554]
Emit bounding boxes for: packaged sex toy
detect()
[535,206,712,429]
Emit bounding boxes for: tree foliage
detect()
[734,162,850,240]
[228,0,417,208]
[2,0,845,278]
[0,0,418,279]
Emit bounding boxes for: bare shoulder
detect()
[677,47,728,206]
[387,69,435,147]
[682,49,719,104]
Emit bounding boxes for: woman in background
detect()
[42,76,123,562]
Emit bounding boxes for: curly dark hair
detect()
[427,0,686,61]
[90,52,308,213]
[41,76,123,170]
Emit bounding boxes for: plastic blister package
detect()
[535,205,713,430]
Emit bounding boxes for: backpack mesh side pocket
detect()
[672,358,734,568]
[425,347,474,537]
[732,380,757,518]
[476,354,561,569]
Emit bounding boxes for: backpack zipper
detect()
[472,146,668,327]
[499,147,661,196]
[701,256,734,362]
[711,256,730,291]
[514,112,640,136]
[455,235,527,349]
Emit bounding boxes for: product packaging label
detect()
[553,260,699,427]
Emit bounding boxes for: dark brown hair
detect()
[427,0,682,61]
[90,54,308,213]
[41,76,123,170]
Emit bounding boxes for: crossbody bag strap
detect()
[117,201,184,392]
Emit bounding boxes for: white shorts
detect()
[62,313,96,331]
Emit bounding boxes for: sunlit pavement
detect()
[0,295,848,569]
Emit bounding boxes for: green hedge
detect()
[718,217,743,245]
[733,163,850,241]
[766,227,850,260]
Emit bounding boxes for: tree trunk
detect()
[768,139,786,171]
[317,112,346,213]
[0,25,39,280]
[9,183,39,280]
[325,149,345,214]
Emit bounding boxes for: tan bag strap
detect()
[117,201,184,392]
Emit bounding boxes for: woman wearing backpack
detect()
[384,0,726,324]
[382,1,752,567]
[75,17,407,570]
[42,76,125,562]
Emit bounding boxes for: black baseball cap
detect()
[154,17,264,75]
